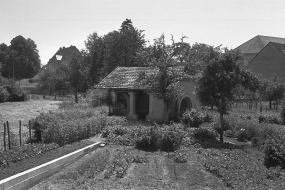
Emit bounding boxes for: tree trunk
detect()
[276,100,278,111]
[163,102,169,124]
[219,113,224,143]
[269,100,272,109]
[74,91,78,103]
[211,104,214,110]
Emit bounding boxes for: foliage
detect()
[0,36,41,79]
[105,122,186,151]
[0,143,59,168]
[258,114,281,125]
[0,86,9,102]
[193,128,218,141]
[84,19,146,86]
[104,150,133,179]
[31,106,125,146]
[181,108,204,128]
[56,55,89,103]
[173,147,187,163]
[280,103,285,124]
[264,134,285,169]
[0,79,27,102]
[202,148,285,189]
[136,34,189,123]
[196,48,259,142]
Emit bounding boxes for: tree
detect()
[137,34,189,123]
[57,55,89,103]
[84,19,146,84]
[1,36,41,79]
[196,49,259,142]
[264,76,285,110]
[37,68,57,95]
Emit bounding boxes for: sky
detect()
[1,0,285,65]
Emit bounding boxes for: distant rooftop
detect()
[235,35,285,53]
[47,45,81,64]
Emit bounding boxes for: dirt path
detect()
[0,99,61,132]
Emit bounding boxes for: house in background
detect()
[248,42,285,78]
[235,35,285,67]
[95,67,199,122]
[46,45,81,70]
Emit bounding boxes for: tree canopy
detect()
[0,35,41,79]
[196,48,259,142]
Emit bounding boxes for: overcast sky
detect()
[1,0,285,65]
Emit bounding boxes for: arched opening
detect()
[179,96,192,115]
[116,92,129,116]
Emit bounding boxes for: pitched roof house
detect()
[46,45,81,70]
[95,67,199,122]
[235,35,285,67]
[247,42,285,78]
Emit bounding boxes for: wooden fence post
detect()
[6,121,11,150]
[19,120,22,146]
[29,120,32,142]
[3,123,6,151]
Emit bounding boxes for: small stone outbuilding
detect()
[95,67,199,122]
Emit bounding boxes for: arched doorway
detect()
[179,96,192,115]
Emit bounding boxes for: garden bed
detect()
[0,139,94,180]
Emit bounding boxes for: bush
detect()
[135,126,160,151]
[193,128,218,141]
[159,125,185,152]
[31,106,123,146]
[236,128,247,141]
[0,86,9,102]
[211,116,233,134]
[263,134,285,169]
[3,81,27,102]
[280,104,285,125]
[181,109,204,128]
[258,114,281,125]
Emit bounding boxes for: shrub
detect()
[236,128,247,141]
[280,104,285,124]
[4,80,27,102]
[31,107,123,146]
[258,114,281,125]
[159,125,185,152]
[211,116,233,134]
[0,86,9,102]
[135,126,160,151]
[181,109,203,128]
[263,134,285,169]
[193,128,218,141]
[174,147,187,163]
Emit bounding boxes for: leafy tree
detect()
[264,76,285,110]
[37,68,57,95]
[137,34,189,123]
[196,49,259,142]
[1,36,41,79]
[84,32,105,85]
[57,55,89,103]
[84,19,146,84]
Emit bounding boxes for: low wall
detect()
[0,142,101,190]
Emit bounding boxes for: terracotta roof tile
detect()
[95,66,184,89]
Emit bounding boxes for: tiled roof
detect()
[95,66,184,89]
[271,42,285,55]
[47,45,81,65]
[235,35,285,54]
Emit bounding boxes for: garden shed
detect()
[95,66,199,122]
